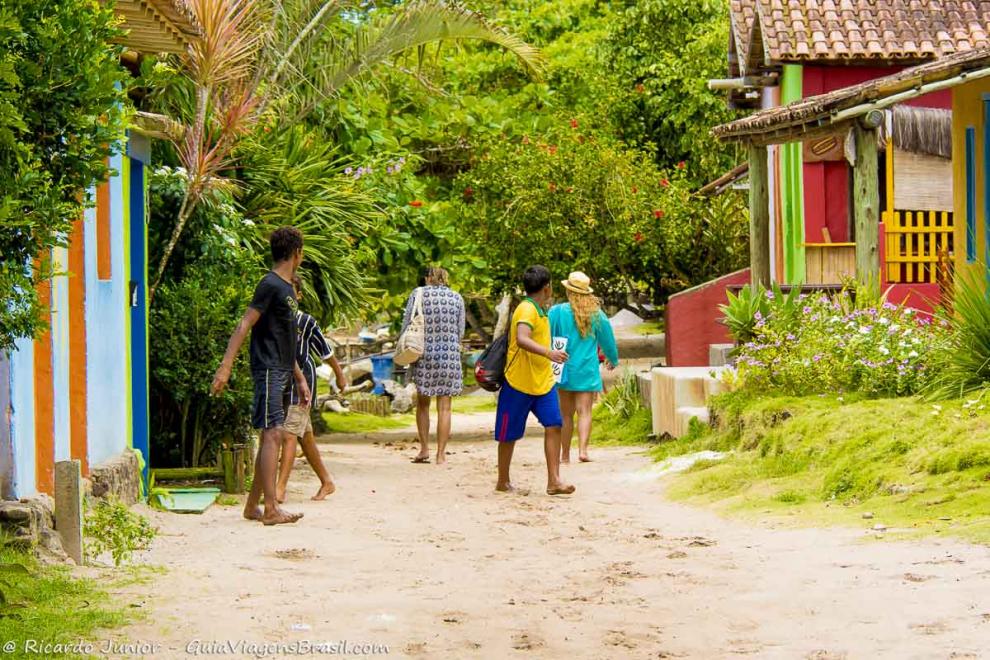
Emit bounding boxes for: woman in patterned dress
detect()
[401,266,466,464]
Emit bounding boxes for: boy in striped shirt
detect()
[276,275,347,502]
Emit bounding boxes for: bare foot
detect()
[275,486,287,503]
[579,454,592,463]
[436,452,447,465]
[312,480,336,501]
[547,483,576,495]
[243,506,263,521]
[561,455,571,464]
[261,509,304,526]
[495,483,530,495]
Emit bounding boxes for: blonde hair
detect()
[567,290,601,338]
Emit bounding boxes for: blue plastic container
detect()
[370,354,395,395]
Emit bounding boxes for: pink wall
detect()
[801,65,951,246]
[886,284,939,316]
[665,269,751,367]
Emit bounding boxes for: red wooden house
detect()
[667,0,990,365]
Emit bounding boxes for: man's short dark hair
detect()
[270,226,303,263]
[523,265,551,295]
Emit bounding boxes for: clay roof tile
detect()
[747,0,990,63]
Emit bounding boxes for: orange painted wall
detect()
[68,216,88,474]
[33,261,54,495]
[97,176,111,280]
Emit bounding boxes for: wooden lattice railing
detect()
[883,210,954,284]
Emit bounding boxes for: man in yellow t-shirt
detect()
[495,265,575,496]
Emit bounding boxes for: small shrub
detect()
[600,371,642,420]
[772,490,806,504]
[592,372,653,444]
[84,497,156,566]
[720,283,803,344]
[926,271,990,399]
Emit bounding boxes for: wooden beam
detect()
[853,121,881,284]
[748,143,771,287]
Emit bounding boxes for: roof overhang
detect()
[713,48,990,145]
[110,0,200,54]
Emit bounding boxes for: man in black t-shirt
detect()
[211,226,310,526]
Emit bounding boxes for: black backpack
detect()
[474,333,509,392]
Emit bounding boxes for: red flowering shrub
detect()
[454,117,748,303]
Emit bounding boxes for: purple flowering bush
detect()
[732,292,949,397]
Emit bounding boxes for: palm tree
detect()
[149,0,544,303]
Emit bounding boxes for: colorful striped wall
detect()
[3,135,150,498]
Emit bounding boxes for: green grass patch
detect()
[322,393,496,434]
[633,320,664,336]
[321,411,413,434]
[591,405,653,445]
[0,546,135,658]
[655,390,990,544]
[452,393,497,414]
[215,494,240,507]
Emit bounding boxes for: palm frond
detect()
[186,0,265,87]
[236,125,379,323]
[282,1,544,114]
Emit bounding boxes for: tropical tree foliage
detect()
[0,0,128,350]
[147,0,546,304]
[149,168,262,467]
[457,117,747,304]
[606,0,740,180]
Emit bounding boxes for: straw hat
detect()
[561,271,593,295]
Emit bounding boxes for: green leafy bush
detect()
[732,291,949,397]
[84,498,156,567]
[149,168,263,468]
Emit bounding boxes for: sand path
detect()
[117,413,990,658]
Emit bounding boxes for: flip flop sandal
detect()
[410,456,430,464]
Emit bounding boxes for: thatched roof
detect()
[881,106,952,158]
[698,163,749,196]
[111,0,200,54]
[714,47,990,144]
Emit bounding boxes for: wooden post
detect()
[233,445,246,493]
[221,448,236,494]
[748,143,771,287]
[853,114,882,284]
[54,460,83,564]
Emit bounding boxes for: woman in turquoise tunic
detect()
[549,272,619,463]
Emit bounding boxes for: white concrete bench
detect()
[650,367,727,439]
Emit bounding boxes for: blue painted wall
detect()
[85,153,131,467]
[9,336,35,497]
[51,247,71,463]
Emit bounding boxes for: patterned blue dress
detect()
[401,285,466,397]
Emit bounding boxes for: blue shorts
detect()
[251,368,292,430]
[495,382,562,443]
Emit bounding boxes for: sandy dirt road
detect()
[116,413,990,659]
